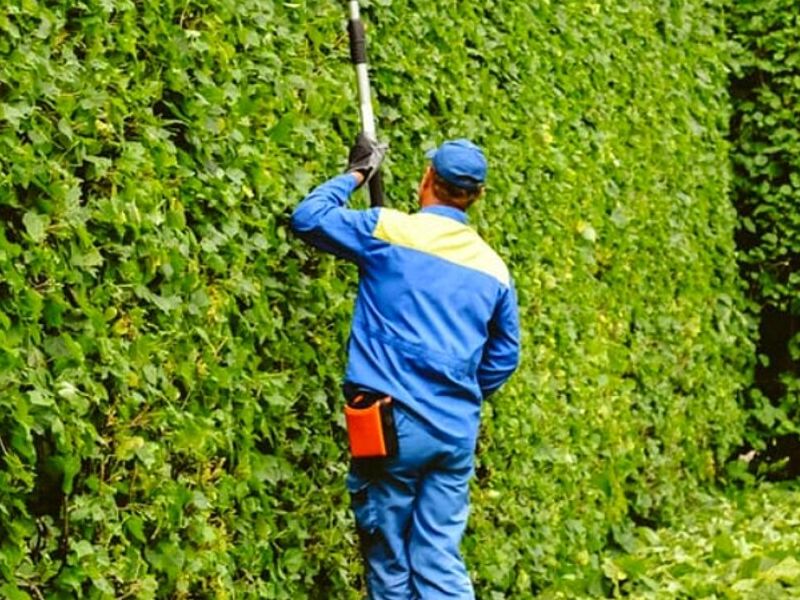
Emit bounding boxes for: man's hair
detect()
[431,170,482,210]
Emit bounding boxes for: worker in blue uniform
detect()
[291,135,520,599]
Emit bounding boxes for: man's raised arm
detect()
[290,134,386,263]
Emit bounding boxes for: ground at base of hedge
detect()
[545,482,800,599]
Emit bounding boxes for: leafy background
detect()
[0,0,785,598]
[596,484,800,600]
[729,0,800,463]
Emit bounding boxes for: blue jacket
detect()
[291,173,520,448]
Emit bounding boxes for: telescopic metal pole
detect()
[348,1,384,207]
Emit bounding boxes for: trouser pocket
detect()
[346,471,380,558]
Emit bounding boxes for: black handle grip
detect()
[368,170,384,207]
[348,19,367,64]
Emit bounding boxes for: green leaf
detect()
[0,584,32,600]
[22,211,49,243]
[125,516,147,543]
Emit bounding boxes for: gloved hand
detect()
[346,132,387,187]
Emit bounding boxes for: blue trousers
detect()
[346,405,475,599]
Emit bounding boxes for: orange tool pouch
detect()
[344,392,398,459]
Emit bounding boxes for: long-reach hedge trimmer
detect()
[347,1,384,207]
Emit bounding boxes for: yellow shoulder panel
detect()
[374,209,510,286]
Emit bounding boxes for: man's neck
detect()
[420,196,465,212]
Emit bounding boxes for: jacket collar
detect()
[420,205,469,224]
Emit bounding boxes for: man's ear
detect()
[420,166,435,195]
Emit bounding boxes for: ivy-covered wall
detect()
[0,1,750,597]
[729,0,800,457]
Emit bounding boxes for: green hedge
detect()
[729,0,800,444]
[605,484,800,598]
[0,1,750,597]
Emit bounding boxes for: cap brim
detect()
[425,148,437,159]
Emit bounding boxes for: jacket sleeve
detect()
[478,283,521,398]
[290,173,379,264]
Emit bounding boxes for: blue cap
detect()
[426,139,487,191]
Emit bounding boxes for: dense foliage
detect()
[0,0,750,597]
[592,483,800,600]
[487,482,800,600]
[728,0,800,448]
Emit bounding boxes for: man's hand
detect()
[347,132,387,187]
[352,171,366,187]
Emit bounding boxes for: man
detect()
[291,135,520,599]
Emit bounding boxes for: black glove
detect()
[346,132,387,187]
